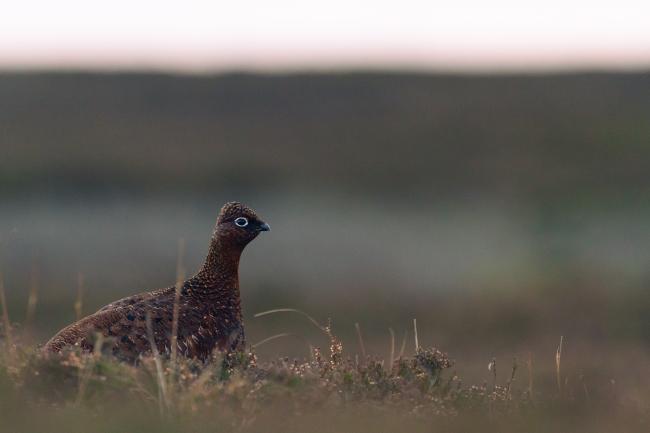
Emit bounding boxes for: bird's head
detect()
[214,201,270,248]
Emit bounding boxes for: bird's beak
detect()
[258,222,271,232]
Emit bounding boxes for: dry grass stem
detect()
[355,322,367,360]
[505,357,518,399]
[527,351,534,400]
[146,310,170,414]
[255,308,327,334]
[74,272,84,321]
[252,332,295,349]
[25,263,39,326]
[0,273,14,356]
[488,357,497,390]
[252,333,314,357]
[413,318,419,352]
[398,330,408,359]
[556,335,564,395]
[75,334,104,406]
[170,237,186,370]
[388,327,395,370]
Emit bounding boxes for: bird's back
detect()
[44,282,244,362]
[43,287,177,360]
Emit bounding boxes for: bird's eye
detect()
[234,217,249,227]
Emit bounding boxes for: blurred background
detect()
[1,0,649,396]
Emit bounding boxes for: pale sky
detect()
[1,0,649,72]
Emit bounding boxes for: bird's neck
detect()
[196,236,243,295]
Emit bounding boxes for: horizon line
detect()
[2,64,650,77]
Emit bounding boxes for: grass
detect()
[0,304,648,433]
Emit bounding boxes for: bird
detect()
[43,202,270,362]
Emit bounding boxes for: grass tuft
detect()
[0,310,648,433]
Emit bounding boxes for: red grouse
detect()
[43,202,270,362]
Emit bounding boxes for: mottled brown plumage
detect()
[43,202,270,362]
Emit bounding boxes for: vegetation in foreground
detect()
[1,309,648,433]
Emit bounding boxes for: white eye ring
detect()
[234,217,249,227]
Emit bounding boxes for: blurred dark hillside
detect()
[1,72,649,205]
[1,72,650,356]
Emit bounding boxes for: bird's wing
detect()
[97,287,173,312]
